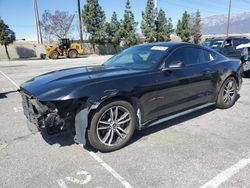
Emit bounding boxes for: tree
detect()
[191,10,202,44]
[176,20,182,36]
[82,0,106,50]
[121,0,137,47]
[141,0,156,42]
[105,12,122,50]
[157,9,173,42]
[0,18,15,60]
[176,11,191,42]
[40,10,75,41]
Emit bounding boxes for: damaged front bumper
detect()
[20,91,71,135]
[20,90,94,146]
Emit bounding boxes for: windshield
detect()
[201,41,210,47]
[210,40,223,48]
[104,45,169,69]
[201,39,224,48]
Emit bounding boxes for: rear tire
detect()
[215,77,238,109]
[87,100,136,152]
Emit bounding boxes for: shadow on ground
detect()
[41,131,75,147]
[0,90,18,99]
[39,94,241,152]
[42,106,217,151]
[129,106,216,147]
[15,46,36,58]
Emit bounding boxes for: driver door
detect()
[151,47,216,119]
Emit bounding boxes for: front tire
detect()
[215,77,238,109]
[87,100,136,152]
[68,50,78,58]
[49,51,59,59]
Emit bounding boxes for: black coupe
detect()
[19,42,243,152]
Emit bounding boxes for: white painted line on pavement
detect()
[0,143,8,151]
[2,87,14,92]
[0,71,19,89]
[0,70,131,188]
[56,179,67,188]
[200,155,250,188]
[65,171,92,185]
[87,150,132,188]
[13,107,23,112]
[57,170,92,188]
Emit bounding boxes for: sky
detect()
[0,0,250,40]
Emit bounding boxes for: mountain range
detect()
[201,12,250,35]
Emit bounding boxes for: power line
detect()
[197,0,250,12]
[158,0,221,14]
[239,0,250,5]
[9,24,35,28]
[159,0,250,15]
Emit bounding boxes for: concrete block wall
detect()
[0,42,123,60]
[0,43,45,60]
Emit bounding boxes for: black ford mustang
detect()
[19,42,243,152]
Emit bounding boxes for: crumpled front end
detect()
[20,90,75,136]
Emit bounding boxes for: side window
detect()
[166,47,216,67]
[224,39,233,47]
[203,50,217,62]
[185,48,205,65]
[233,39,241,47]
[166,48,189,66]
[239,38,250,44]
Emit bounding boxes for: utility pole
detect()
[226,0,232,37]
[154,0,158,17]
[77,0,83,44]
[33,0,43,44]
[154,0,158,41]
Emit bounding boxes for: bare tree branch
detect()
[40,10,75,41]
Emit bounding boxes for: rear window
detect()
[239,38,250,44]
[233,38,250,47]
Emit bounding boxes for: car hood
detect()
[20,65,143,101]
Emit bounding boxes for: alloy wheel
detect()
[223,79,236,104]
[96,106,131,146]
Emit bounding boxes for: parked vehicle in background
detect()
[200,38,225,49]
[236,42,250,77]
[212,37,250,77]
[19,42,243,152]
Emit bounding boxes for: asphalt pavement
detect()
[0,56,250,188]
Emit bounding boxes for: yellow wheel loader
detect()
[41,38,84,59]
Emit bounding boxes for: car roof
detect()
[226,37,249,40]
[136,42,193,49]
[210,38,225,41]
[207,38,225,40]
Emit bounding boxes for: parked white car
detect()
[237,43,250,77]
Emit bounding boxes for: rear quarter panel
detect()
[212,58,242,99]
